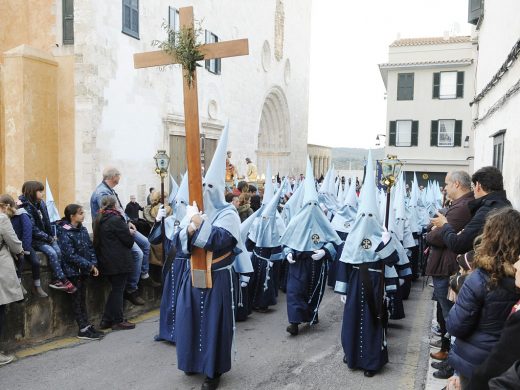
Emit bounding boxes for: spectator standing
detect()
[146,187,155,206]
[57,204,103,340]
[125,195,143,222]
[90,167,157,306]
[432,166,511,254]
[237,193,254,222]
[425,171,474,370]
[93,196,136,331]
[19,181,76,294]
[446,208,520,388]
[0,195,47,298]
[0,202,24,366]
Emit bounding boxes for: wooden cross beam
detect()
[133,6,249,288]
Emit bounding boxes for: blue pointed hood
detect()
[168,174,179,208]
[281,180,304,225]
[262,162,273,205]
[252,179,286,248]
[280,158,342,251]
[165,171,189,239]
[331,175,358,233]
[339,150,392,264]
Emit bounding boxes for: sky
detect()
[307,0,472,149]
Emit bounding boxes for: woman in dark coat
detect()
[446,208,520,389]
[93,195,135,331]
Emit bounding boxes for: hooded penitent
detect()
[332,175,358,233]
[165,171,189,239]
[280,158,342,252]
[281,180,304,225]
[168,174,179,211]
[199,122,252,273]
[251,179,286,248]
[339,150,394,265]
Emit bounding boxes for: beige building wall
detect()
[379,37,477,179]
[0,1,75,211]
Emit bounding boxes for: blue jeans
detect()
[432,276,453,323]
[127,230,150,292]
[35,242,65,281]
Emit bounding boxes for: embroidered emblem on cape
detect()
[311,234,320,244]
[361,238,372,250]
[344,222,350,229]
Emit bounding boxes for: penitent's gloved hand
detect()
[382,231,391,245]
[286,252,296,264]
[186,201,200,221]
[311,249,326,261]
[155,205,167,222]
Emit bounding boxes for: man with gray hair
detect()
[90,167,158,306]
[425,170,474,375]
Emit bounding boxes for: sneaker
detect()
[49,280,68,291]
[429,338,442,349]
[124,290,145,306]
[77,327,103,340]
[33,285,48,298]
[433,365,454,379]
[431,323,442,337]
[0,352,15,366]
[62,280,78,294]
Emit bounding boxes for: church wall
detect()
[471,1,520,209]
[73,0,311,223]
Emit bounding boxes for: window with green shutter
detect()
[63,0,74,45]
[411,121,419,146]
[454,120,463,146]
[205,30,221,75]
[432,73,440,98]
[492,130,506,172]
[122,0,139,39]
[456,72,464,98]
[431,120,439,146]
[389,121,396,146]
[397,73,414,101]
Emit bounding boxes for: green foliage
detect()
[152,21,204,88]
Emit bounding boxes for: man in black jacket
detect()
[431,166,511,254]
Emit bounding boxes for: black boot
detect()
[364,370,376,377]
[201,375,220,390]
[286,323,299,336]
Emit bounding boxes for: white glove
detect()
[186,201,200,221]
[200,213,208,221]
[340,295,347,304]
[382,231,391,245]
[155,205,167,222]
[286,253,296,264]
[240,282,248,288]
[311,249,326,261]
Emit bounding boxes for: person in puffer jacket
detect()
[56,204,103,340]
[446,207,520,389]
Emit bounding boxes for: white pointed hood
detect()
[45,178,60,223]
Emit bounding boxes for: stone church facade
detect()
[0,0,311,221]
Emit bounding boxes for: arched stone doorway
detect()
[257,86,290,177]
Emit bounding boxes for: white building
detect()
[379,36,477,186]
[73,0,311,215]
[468,0,520,208]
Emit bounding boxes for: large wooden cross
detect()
[134,6,249,288]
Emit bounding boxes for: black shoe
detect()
[342,356,348,364]
[201,376,220,390]
[286,323,299,336]
[77,326,103,340]
[431,360,449,370]
[124,290,145,306]
[364,370,376,377]
[99,320,112,330]
[433,365,454,379]
[184,371,196,376]
[140,276,161,288]
[112,321,136,331]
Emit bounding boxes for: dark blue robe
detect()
[328,231,348,287]
[335,241,398,372]
[150,224,188,344]
[175,223,238,378]
[286,249,332,324]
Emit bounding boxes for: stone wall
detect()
[1,253,161,351]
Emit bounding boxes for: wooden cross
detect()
[133,6,249,288]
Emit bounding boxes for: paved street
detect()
[0,282,433,390]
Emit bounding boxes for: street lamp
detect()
[375,134,386,147]
[380,154,404,229]
[153,150,170,263]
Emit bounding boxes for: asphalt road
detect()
[0,281,432,390]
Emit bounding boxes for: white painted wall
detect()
[383,41,476,174]
[472,1,520,208]
[74,0,311,222]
